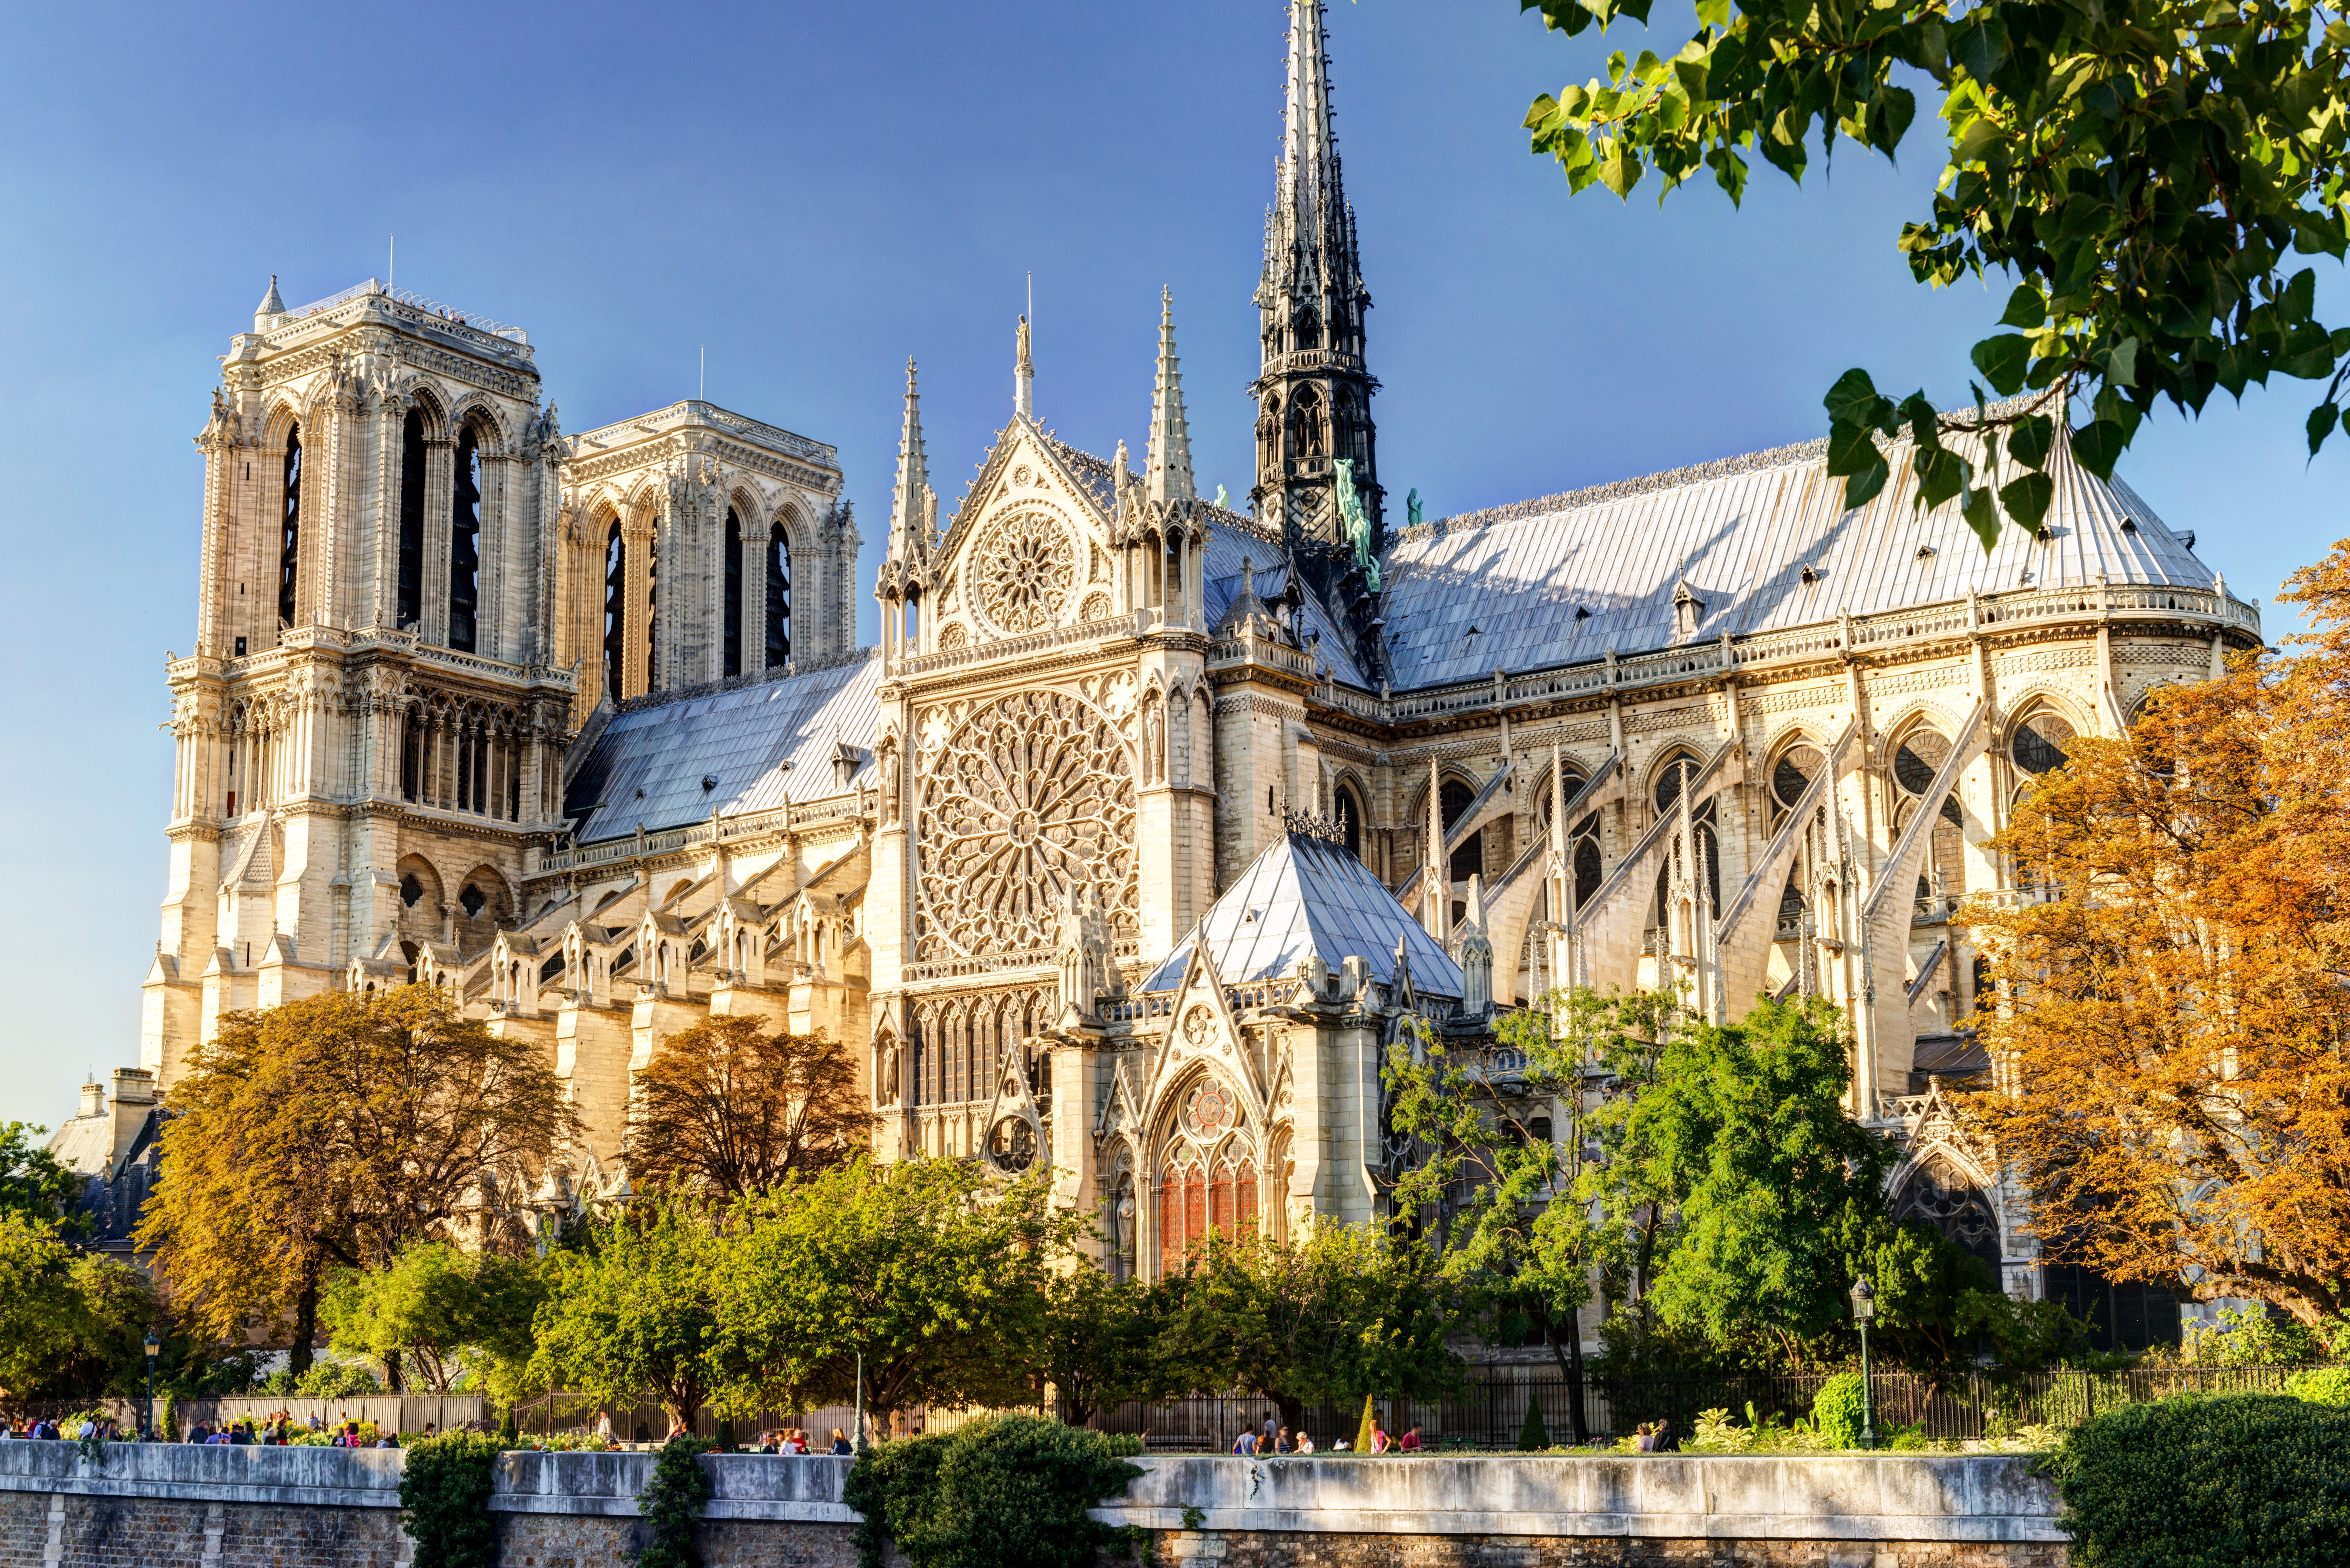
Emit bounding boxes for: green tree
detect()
[321,1240,545,1394]
[0,1122,84,1234]
[1022,1264,1172,1427]
[0,1215,161,1401]
[1156,1222,1455,1432]
[712,1156,1068,1435]
[530,1193,726,1435]
[1591,994,1990,1364]
[1516,0,2350,543]
[138,985,574,1372]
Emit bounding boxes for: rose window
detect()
[914,690,1138,962]
[971,511,1076,635]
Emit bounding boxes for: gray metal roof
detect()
[1140,831,1464,996]
[1380,429,2216,690]
[1201,519,1373,689]
[564,652,882,841]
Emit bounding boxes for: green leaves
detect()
[1521,0,2350,549]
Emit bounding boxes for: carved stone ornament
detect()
[915,689,1138,961]
[970,509,1076,636]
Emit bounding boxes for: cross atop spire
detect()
[887,358,932,565]
[1145,288,1195,507]
[1014,314,1035,421]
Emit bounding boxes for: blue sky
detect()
[1,0,2340,1126]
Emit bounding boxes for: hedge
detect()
[2045,1393,2350,1568]
[844,1415,1143,1568]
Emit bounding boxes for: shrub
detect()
[398,1432,503,1568]
[844,1414,1143,1568]
[1517,1396,1549,1451]
[1811,1372,1865,1450]
[1354,1394,1376,1454]
[2285,1367,2350,1406]
[635,1434,712,1568]
[2046,1394,2350,1567]
[1683,1407,1753,1454]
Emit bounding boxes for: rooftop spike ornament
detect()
[1014,314,1035,421]
[1145,288,1195,507]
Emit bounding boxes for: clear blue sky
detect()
[1,1,2340,1126]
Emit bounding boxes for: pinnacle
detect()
[255,273,286,320]
[1145,288,1194,507]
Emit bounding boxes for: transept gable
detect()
[928,420,1125,647]
[1140,936,1269,1135]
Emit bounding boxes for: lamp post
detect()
[142,1332,160,1438]
[1849,1278,1877,1451]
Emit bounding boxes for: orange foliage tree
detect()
[623,1016,867,1199]
[1969,541,2350,1324]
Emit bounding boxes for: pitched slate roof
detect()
[1200,516,1374,689]
[1140,831,1464,996]
[1379,424,2219,690]
[564,652,882,841]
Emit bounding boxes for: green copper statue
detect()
[1407,488,1422,528]
[1212,483,1229,511]
[1333,458,1381,593]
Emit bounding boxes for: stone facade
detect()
[74,2,2257,1337]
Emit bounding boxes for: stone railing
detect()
[898,616,1135,677]
[177,626,577,693]
[532,794,867,875]
[0,1444,2064,1545]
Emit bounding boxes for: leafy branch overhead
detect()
[1517,0,2350,544]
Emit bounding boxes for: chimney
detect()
[77,1080,105,1118]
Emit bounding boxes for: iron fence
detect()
[7,1363,2328,1450]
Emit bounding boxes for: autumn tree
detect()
[137,985,574,1373]
[1515,0,2350,543]
[1970,537,2350,1324]
[624,1015,867,1199]
[711,1156,1071,1435]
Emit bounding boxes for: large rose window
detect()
[915,690,1138,961]
[970,510,1076,636]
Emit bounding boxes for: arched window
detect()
[1155,1079,1257,1277]
[397,412,426,629]
[643,523,659,689]
[2011,709,2077,776]
[602,521,626,700]
[1335,784,1364,861]
[1440,777,1479,882]
[765,523,792,667]
[1573,833,1603,908]
[1893,727,1967,910]
[278,423,302,629]
[721,507,743,678]
[1771,742,1824,830]
[448,426,481,653]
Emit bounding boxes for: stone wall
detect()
[0,1443,2066,1567]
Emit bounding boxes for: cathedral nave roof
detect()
[1378,421,2219,690]
[563,650,882,841]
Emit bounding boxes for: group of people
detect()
[754,1426,854,1455]
[1227,1414,1427,1456]
[1629,1419,1677,1452]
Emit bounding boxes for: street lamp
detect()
[1848,1278,1877,1451]
[143,1332,161,1438]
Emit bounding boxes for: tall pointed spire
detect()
[1014,314,1035,421]
[1279,0,1337,244]
[1145,288,1195,506]
[888,358,931,563]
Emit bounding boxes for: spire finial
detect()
[1145,287,1195,507]
[1014,314,1034,420]
[887,358,931,566]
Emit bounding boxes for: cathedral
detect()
[60,1,2252,1346]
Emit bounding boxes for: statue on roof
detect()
[1407,488,1421,529]
[1333,458,1380,593]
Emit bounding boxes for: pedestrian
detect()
[1261,1413,1279,1452]
[1651,1418,1675,1453]
[830,1427,853,1455]
[1368,1417,1389,1455]
[1398,1425,1423,1453]
[1294,1430,1316,1454]
[1231,1429,1258,1456]
[1274,1427,1293,1454]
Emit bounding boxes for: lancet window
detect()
[721,507,743,678]
[1769,742,1825,831]
[1155,1078,1257,1277]
[1440,777,1479,883]
[278,423,302,630]
[448,426,482,653]
[1892,726,1967,913]
[1334,783,1364,860]
[765,523,791,667]
[643,524,659,688]
[397,412,426,630]
[601,521,625,700]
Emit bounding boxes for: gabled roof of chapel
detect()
[1139,831,1462,997]
[1378,414,2235,690]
